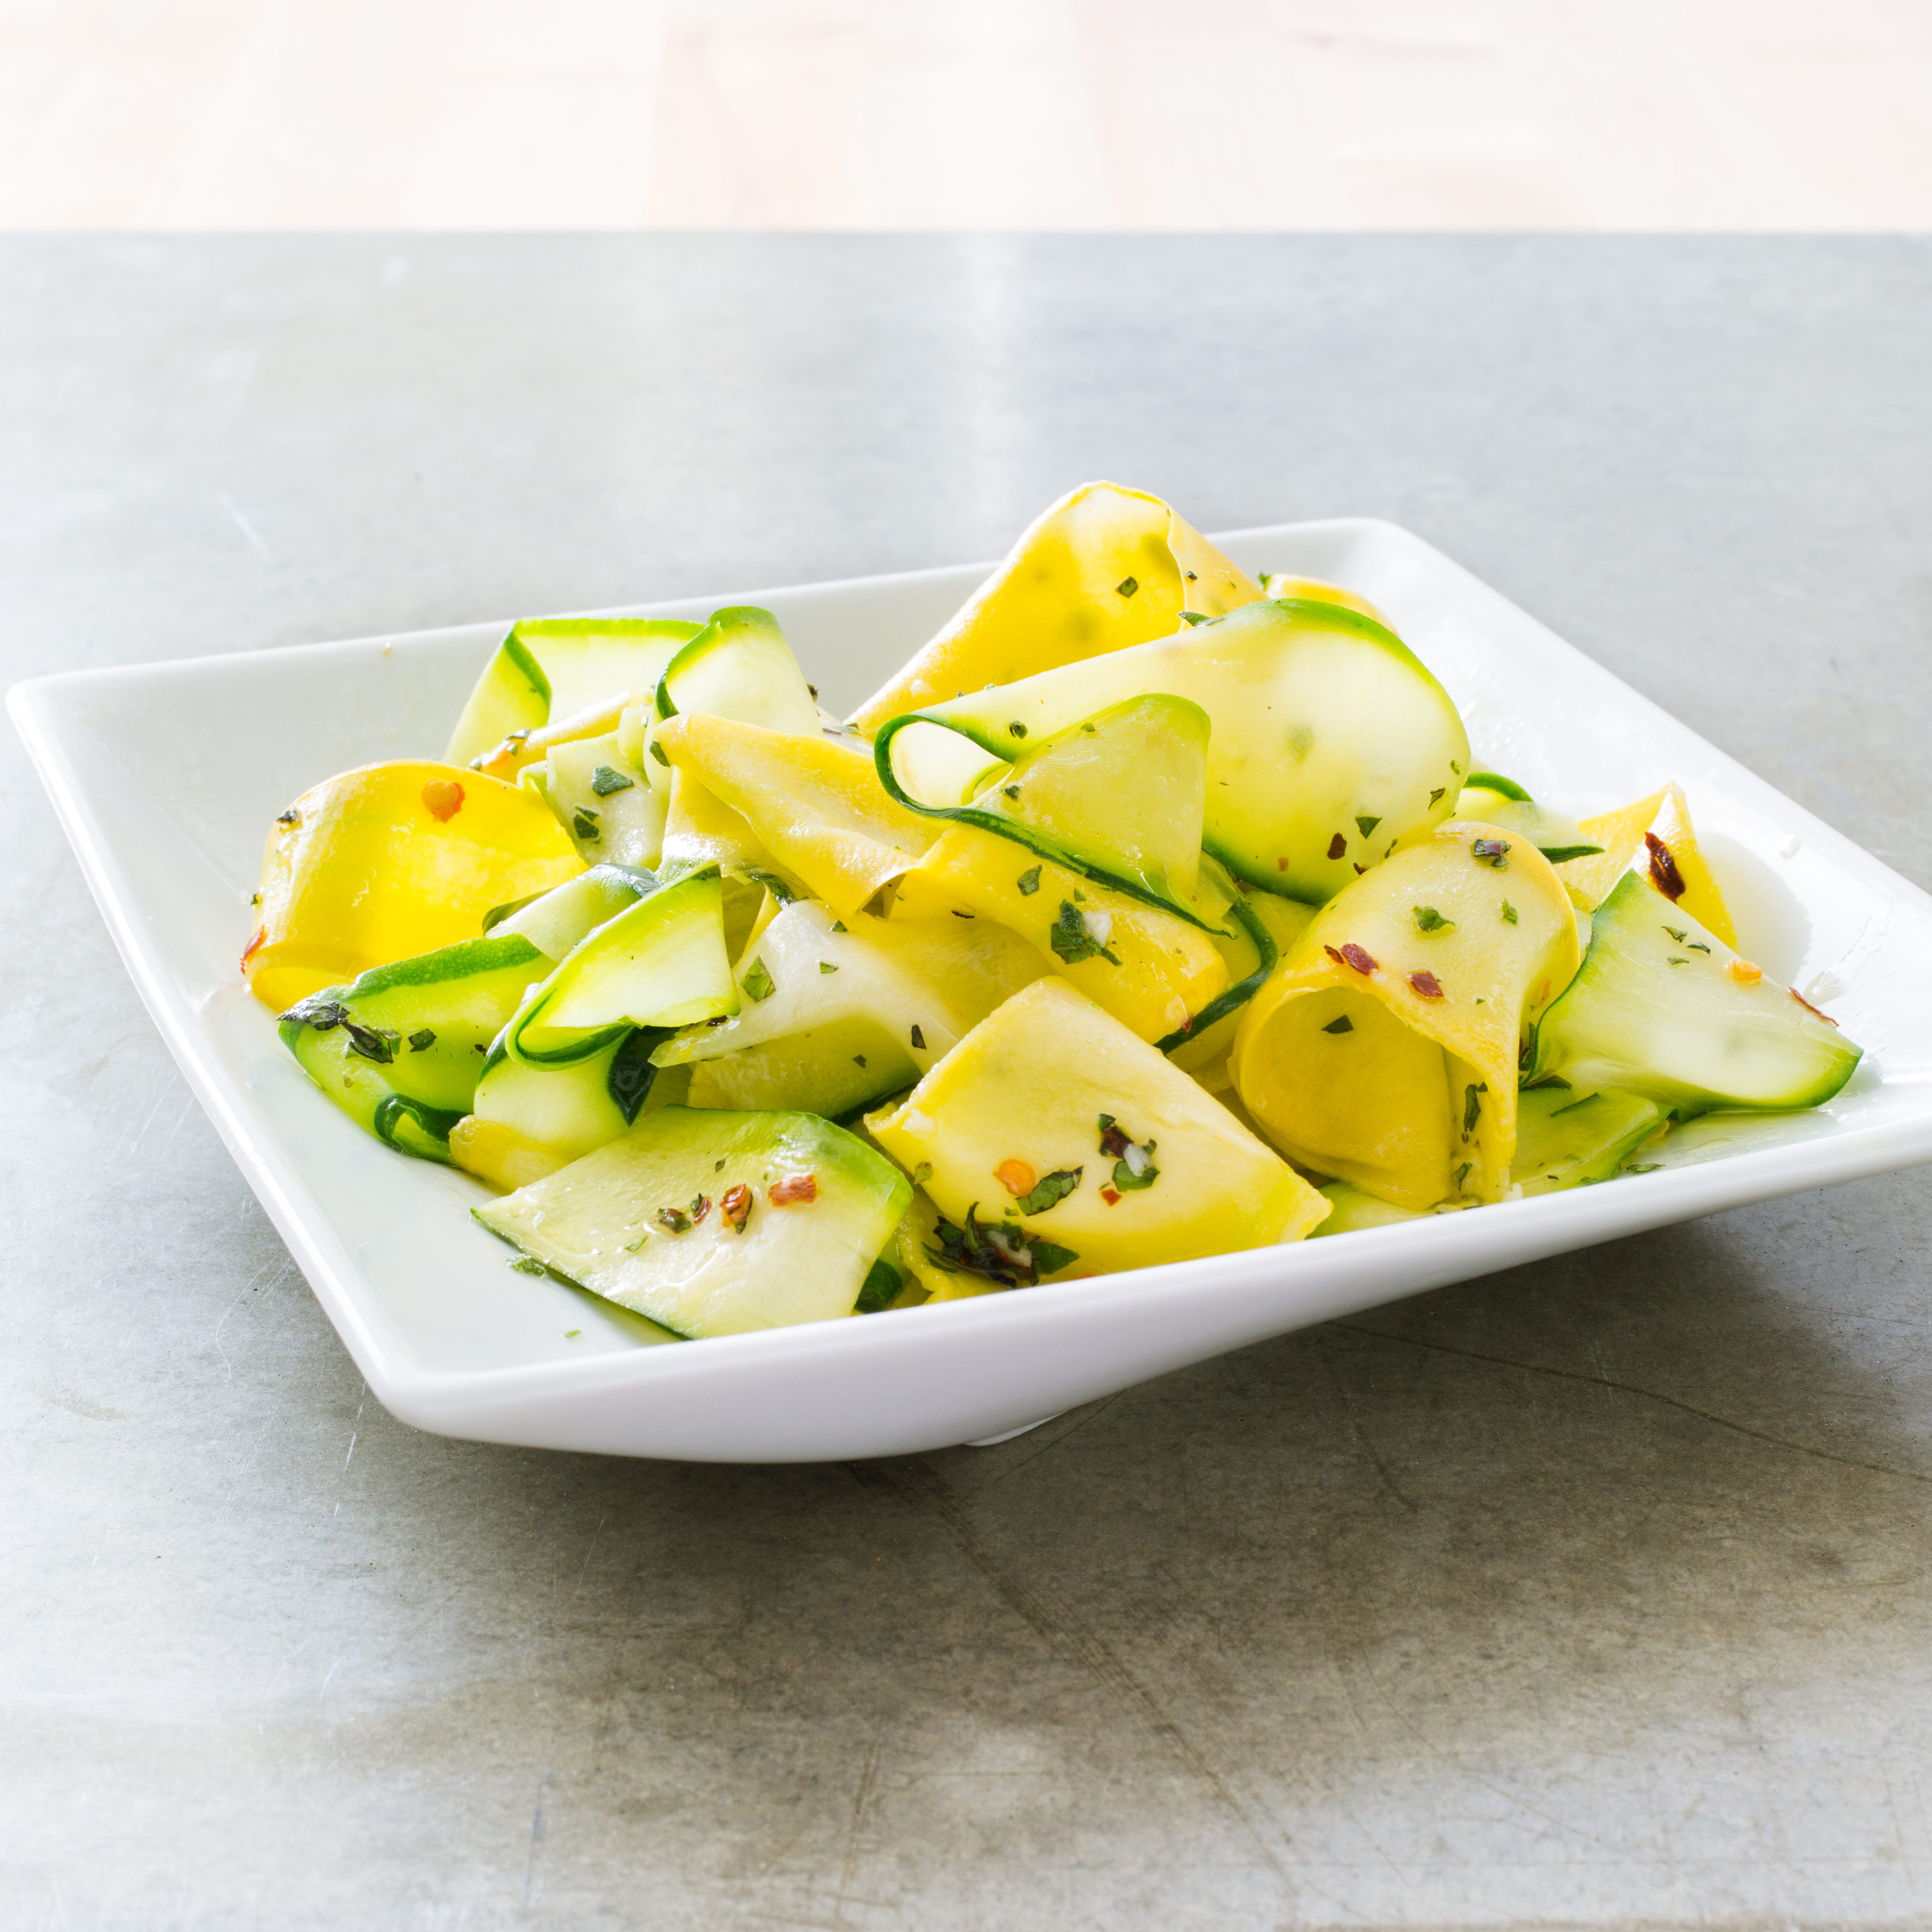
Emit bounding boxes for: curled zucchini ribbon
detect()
[503,865,738,1069]
[1154,893,1277,1055]
[874,597,1471,915]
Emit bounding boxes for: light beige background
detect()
[5,0,1930,230]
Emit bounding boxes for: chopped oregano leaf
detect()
[1321,1015,1354,1034]
[508,1255,547,1275]
[911,1162,933,1186]
[910,1024,926,1051]
[1355,815,1382,839]
[819,960,839,974]
[1429,787,1446,806]
[924,1203,1078,1287]
[831,920,847,932]
[622,1230,651,1252]
[1050,899,1121,966]
[1028,1238,1080,1275]
[1463,1082,1487,1134]
[657,1205,692,1234]
[1500,900,1518,924]
[1002,784,1021,800]
[590,764,634,796]
[807,684,819,699]
[743,957,775,1002]
[1016,866,1041,897]
[1688,941,1711,953]
[606,1029,661,1123]
[1413,905,1455,933]
[1663,926,1688,943]
[1472,837,1510,868]
[407,1028,436,1052]
[648,739,670,767]
[1667,956,1688,966]
[1115,576,1138,598]
[1111,1138,1158,1192]
[852,1054,867,1068]
[565,1329,581,1338]
[1179,610,1209,625]
[276,809,301,826]
[1015,1167,1083,1216]
[1008,720,1028,739]
[345,1022,401,1065]
[1453,1162,1472,1189]
[1624,1163,1663,1175]
[571,807,601,842]
[1540,843,1604,865]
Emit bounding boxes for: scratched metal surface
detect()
[5,236,1932,1930]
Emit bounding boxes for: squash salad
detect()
[249,482,1864,1341]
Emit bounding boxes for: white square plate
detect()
[13,520,1932,1462]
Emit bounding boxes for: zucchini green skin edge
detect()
[1154,893,1277,1055]
[1527,871,1863,1116]
[654,606,821,737]
[278,933,551,1161]
[444,633,550,767]
[871,597,1470,912]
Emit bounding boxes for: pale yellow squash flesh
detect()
[1230,821,1580,1209]
[246,762,583,1013]
[869,977,1329,1276]
[887,825,1230,1043]
[851,482,1261,732]
[1554,781,1736,944]
[654,712,937,917]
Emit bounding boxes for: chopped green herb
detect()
[1663,926,1688,943]
[1179,610,1209,625]
[571,806,601,842]
[1540,844,1604,865]
[1002,784,1021,800]
[1016,866,1042,897]
[831,920,846,932]
[743,957,776,1002]
[1355,815,1382,839]
[407,1028,436,1052]
[1015,1167,1083,1216]
[623,1231,651,1251]
[1428,787,1446,806]
[855,1257,903,1314]
[276,809,300,826]
[1049,899,1121,965]
[1667,956,1688,966]
[910,1024,927,1051]
[911,1162,933,1186]
[1111,1139,1159,1192]
[648,739,670,767]
[1624,1163,1663,1175]
[565,1329,581,1338]
[1414,905,1455,933]
[1115,576,1139,598]
[508,1255,547,1275]
[925,1204,1078,1286]
[1688,941,1711,953]
[1453,1162,1472,1189]
[1321,1015,1354,1034]
[1029,1239,1081,1275]
[1500,900,1518,924]
[743,869,799,905]
[1472,837,1510,867]
[807,684,819,699]
[1463,1082,1487,1134]
[819,960,839,974]
[852,1055,867,1068]
[1008,720,1028,739]
[657,1205,692,1234]
[590,764,634,796]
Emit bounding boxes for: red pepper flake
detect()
[1100,1186,1122,1206]
[1276,857,1290,871]
[1645,831,1686,902]
[769,1173,818,1206]
[1325,942,1378,975]
[422,777,465,823]
[1789,986,1839,1026]
[1352,863,1366,875]
[1408,970,1445,1000]
[239,925,267,972]
[720,1184,752,1232]
[1326,831,1347,860]
[688,1193,713,1226]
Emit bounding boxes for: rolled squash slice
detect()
[245,762,583,1012]
[1230,822,1581,1209]
[852,481,1261,731]
[868,977,1330,1279]
[888,826,1233,1046]
[655,711,937,917]
[1552,781,1736,944]
[875,598,1470,906]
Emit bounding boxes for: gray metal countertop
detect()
[6,235,1931,1930]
